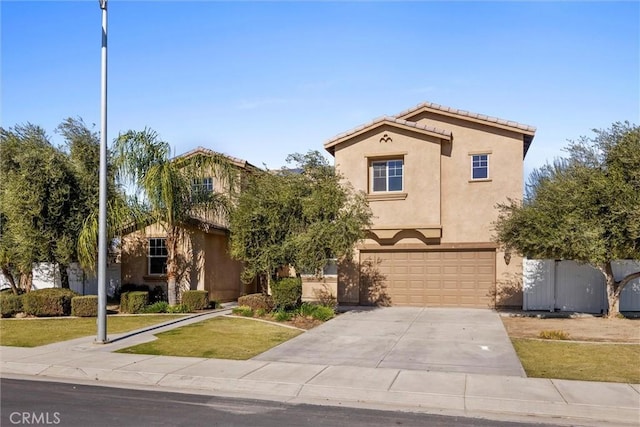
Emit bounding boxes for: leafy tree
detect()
[0,124,79,291]
[229,150,372,287]
[494,122,640,317]
[113,129,235,305]
[0,119,134,293]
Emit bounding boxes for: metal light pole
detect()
[97,0,108,343]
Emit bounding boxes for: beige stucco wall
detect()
[334,125,443,228]
[331,112,529,307]
[120,222,249,303]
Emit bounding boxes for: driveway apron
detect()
[253,307,526,377]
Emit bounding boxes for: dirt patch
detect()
[501,316,640,343]
[284,316,324,330]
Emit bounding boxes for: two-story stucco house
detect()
[120,147,259,302]
[324,102,536,308]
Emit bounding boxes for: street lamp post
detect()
[97,0,108,343]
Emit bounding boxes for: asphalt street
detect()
[1,378,554,427]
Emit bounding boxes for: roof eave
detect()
[324,119,451,156]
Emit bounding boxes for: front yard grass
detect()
[116,316,302,360]
[0,315,187,347]
[511,339,640,383]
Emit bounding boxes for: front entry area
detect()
[360,249,496,307]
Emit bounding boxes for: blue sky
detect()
[2,1,638,178]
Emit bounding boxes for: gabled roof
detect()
[324,116,452,155]
[395,101,537,136]
[176,146,260,171]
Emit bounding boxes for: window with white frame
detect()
[191,177,214,196]
[471,154,489,180]
[148,238,167,275]
[371,159,403,192]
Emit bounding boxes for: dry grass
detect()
[0,315,187,347]
[501,316,640,343]
[116,316,302,359]
[502,315,640,383]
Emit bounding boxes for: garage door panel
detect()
[360,250,495,307]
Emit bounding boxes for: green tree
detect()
[494,122,640,317]
[113,129,235,305]
[0,124,79,291]
[229,150,372,287]
[0,119,135,293]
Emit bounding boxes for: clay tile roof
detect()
[394,101,536,134]
[176,146,259,170]
[325,116,452,150]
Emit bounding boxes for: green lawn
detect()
[512,338,640,383]
[0,315,187,347]
[116,317,302,360]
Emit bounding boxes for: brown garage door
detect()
[360,250,496,307]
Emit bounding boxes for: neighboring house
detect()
[322,101,536,308]
[120,147,259,302]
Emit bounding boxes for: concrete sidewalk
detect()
[1,309,639,427]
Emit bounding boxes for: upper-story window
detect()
[191,177,214,197]
[148,238,167,275]
[471,154,489,180]
[372,159,403,192]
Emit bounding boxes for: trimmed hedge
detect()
[271,277,302,310]
[238,293,274,311]
[22,288,78,317]
[119,284,165,303]
[181,290,209,312]
[71,296,98,317]
[1,293,23,318]
[120,291,149,314]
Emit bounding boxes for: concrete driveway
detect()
[253,307,526,377]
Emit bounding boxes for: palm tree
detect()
[112,129,235,305]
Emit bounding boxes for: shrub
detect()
[1,293,23,318]
[150,286,166,303]
[271,278,301,310]
[181,290,209,312]
[232,305,254,317]
[142,301,169,313]
[274,309,293,322]
[255,308,266,317]
[166,304,189,313]
[313,287,338,308]
[538,330,570,340]
[120,291,149,314]
[71,296,98,317]
[237,293,274,311]
[310,305,335,322]
[297,302,316,317]
[22,288,78,317]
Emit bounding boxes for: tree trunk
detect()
[600,262,640,318]
[19,271,32,293]
[166,231,179,305]
[1,266,20,295]
[60,264,70,289]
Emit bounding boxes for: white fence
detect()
[0,262,121,297]
[523,260,640,313]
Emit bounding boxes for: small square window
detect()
[471,154,489,180]
[371,159,403,192]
